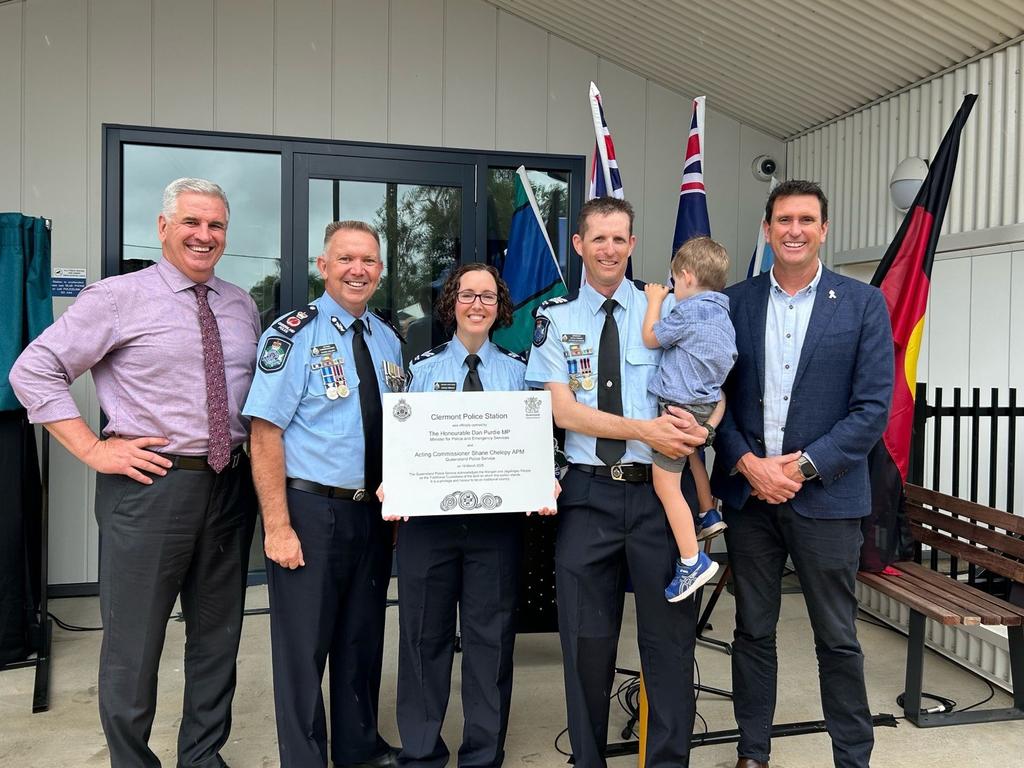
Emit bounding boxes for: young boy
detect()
[642,236,737,602]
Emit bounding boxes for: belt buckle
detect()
[610,463,626,481]
[353,488,366,501]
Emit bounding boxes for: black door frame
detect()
[103,125,586,307]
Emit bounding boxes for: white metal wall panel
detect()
[274,0,332,139]
[0,2,23,212]
[23,0,91,585]
[595,59,646,272]
[443,0,497,151]
[545,36,597,159]
[388,0,444,147]
[495,10,546,152]
[333,0,389,142]
[215,0,274,135]
[153,0,213,130]
[791,42,1024,255]
[7,0,784,583]
[641,82,688,284]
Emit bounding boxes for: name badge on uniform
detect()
[561,333,586,343]
[311,343,337,356]
[311,354,350,399]
[434,382,457,391]
[382,360,406,392]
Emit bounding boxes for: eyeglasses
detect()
[456,290,498,306]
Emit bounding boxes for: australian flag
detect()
[587,82,624,200]
[671,96,711,262]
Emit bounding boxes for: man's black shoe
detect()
[335,746,399,768]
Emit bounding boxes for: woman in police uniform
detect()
[383,264,555,768]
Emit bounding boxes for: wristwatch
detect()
[797,453,818,480]
[703,423,716,447]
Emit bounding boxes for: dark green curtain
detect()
[1,213,52,664]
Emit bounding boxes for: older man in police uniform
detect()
[525,197,707,768]
[245,221,404,768]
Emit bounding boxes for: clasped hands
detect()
[737,451,805,504]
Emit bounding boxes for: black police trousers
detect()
[395,514,522,768]
[93,456,256,768]
[556,467,697,768]
[267,488,393,768]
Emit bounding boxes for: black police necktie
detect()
[351,318,383,491]
[463,353,484,392]
[596,298,626,465]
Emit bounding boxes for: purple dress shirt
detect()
[10,258,261,455]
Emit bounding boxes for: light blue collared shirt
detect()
[525,279,662,465]
[763,261,822,458]
[243,291,403,488]
[407,335,526,393]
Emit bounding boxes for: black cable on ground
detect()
[48,612,101,632]
[857,612,1000,718]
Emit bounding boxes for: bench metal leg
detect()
[904,612,1024,727]
[903,611,926,725]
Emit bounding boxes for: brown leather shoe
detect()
[735,759,768,768]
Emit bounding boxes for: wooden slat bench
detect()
[856,483,1024,727]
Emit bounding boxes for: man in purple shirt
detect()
[10,178,261,768]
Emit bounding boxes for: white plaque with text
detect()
[381,390,555,517]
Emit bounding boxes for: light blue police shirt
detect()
[763,261,822,458]
[408,335,526,393]
[243,291,403,488]
[525,279,662,465]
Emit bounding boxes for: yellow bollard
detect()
[637,672,648,768]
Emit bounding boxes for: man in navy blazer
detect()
[711,180,893,768]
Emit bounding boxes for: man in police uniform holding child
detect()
[245,220,404,768]
[525,197,708,768]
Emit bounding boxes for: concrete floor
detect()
[2,580,1022,767]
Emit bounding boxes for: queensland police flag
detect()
[492,167,567,354]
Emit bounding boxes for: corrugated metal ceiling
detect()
[487,0,1024,138]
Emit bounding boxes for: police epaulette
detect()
[540,290,577,308]
[373,308,407,344]
[272,304,318,337]
[411,342,448,366]
[494,344,527,364]
[631,278,648,291]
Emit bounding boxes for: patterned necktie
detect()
[352,318,383,492]
[193,284,231,472]
[596,298,625,466]
[463,353,484,392]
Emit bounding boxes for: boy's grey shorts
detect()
[652,399,717,473]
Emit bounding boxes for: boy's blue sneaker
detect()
[665,552,719,603]
[696,508,727,541]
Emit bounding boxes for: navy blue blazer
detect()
[710,266,894,519]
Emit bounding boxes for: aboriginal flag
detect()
[860,93,977,571]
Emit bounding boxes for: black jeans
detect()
[94,458,256,768]
[723,499,873,768]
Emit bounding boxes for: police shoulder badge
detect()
[273,304,318,337]
[533,316,550,347]
[494,344,527,364]
[259,336,293,373]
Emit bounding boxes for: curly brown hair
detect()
[435,264,514,332]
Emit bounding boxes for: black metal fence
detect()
[908,382,1022,596]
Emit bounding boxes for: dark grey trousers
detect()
[94,457,256,768]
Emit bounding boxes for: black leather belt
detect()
[159,448,244,472]
[287,477,371,502]
[572,463,652,482]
